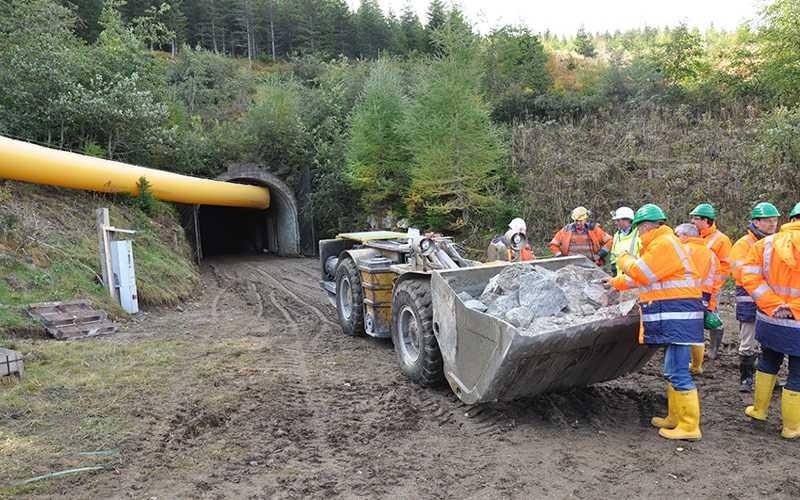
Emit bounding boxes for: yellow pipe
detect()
[0,136,269,209]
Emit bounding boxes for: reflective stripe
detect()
[757,311,800,329]
[752,283,772,300]
[735,295,754,303]
[628,232,638,254]
[642,311,705,322]
[764,236,774,284]
[624,276,636,288]
[706,231,721,250]
[640,278,702,292]
[731,259,744,270]
[772,286,800,297]
[669,238,693,276]
[636,259,659,284]
[742,265,762,275]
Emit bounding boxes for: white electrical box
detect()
[110,240,139,314]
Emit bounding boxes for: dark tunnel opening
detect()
[190,168,302,260]
[198,205,270,257]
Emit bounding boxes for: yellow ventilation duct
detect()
[0,136,269,209]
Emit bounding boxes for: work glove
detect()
[774,304,794,319]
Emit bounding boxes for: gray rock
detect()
[457,291,474,303]
[464,299,488,312]
[505,306,536,329]
[518,271,568,317]
[582,283,611,307]
[480,263,534,303]
[486,293,520,316]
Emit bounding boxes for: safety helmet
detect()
[612,206,635,221]
[508,217,527,234]
[632,204,667,227]
[790,202,800,219]
[571,206,590,222]
[689,203,716,220]
[751,202,780,219]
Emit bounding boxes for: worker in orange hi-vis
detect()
[605,204,704,441]
[690,203,733,361]
[741,202,800,440]
[674,223,720,376]
[549,206,612,266]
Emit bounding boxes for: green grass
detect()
[0,182,199,332]
[0,335,181,495]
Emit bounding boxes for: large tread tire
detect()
[391,278,444,387]
[335,258,365,337]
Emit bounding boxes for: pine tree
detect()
[399,2,423,53]
[346,59,411,213]
[424,0,446,54]
[574,26,596,57]
[354,0,389,58]
[404,29,506,230]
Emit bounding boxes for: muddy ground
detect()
[23,257,800,498]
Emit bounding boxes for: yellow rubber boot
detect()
[781,389,800,439]
[658,389,702,441]
[651,384,677,429]
[689,345,704,375]
[745,371,778,421]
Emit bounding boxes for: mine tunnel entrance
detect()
[190,166,301,259]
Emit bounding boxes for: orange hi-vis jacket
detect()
[549,223,612,261]
[699,223,732,311]
[742,221,800,356]
[611,225,704,345]
[731,230,759,321]
[683,237,719,308]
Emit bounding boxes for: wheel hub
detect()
[398,305,420,364]
[338,275,352,320]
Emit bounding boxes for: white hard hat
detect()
[508,217,526,234]
[613,207,635,220]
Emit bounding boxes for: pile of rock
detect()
[457,263,636,333]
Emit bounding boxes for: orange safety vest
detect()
[549,223,612,260]
[684,237,718,305]
[699,223,732,311]
[610,224,704,345]
[741,221,800,355]
[731,229,760,321]
[731,231,758,286]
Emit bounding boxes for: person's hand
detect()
[601,277,613,289]
[774,304,794,319]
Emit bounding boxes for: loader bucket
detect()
[431,256,655,404]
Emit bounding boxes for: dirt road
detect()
[81,256,800,498]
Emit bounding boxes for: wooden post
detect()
[96,208,117,301]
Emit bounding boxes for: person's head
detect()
[633,203,667,235]
[674,223,699,243]
[572,206,589,229]
[689,203,716,231]
[750,202,781,235]
[612,206,634,231]
[508,217,526,235]
[790,202,800,223]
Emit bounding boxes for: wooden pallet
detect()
[26,300,119,340]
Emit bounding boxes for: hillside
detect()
[0,181,199,334]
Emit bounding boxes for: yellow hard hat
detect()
[571,206,589,221]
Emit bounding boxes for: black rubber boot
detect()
[740,355,755,393]
[707,329,723,360]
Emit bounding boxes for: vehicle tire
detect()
[391,278,444,386]
[335,258,365,336]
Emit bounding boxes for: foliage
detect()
[757,0,800,106]
[346,59,411,214]
[403,26,507,232]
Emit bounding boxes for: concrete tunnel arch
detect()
[194,164,301,259]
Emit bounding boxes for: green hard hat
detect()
[790,202,800,219]
[632,203,667,227]
[690,203,716,220]
[751,202,780,219]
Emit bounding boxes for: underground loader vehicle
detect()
[319,231,654,404]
